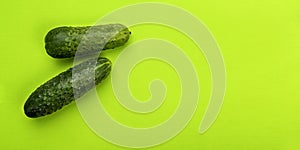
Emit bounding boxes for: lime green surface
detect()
[0,0,299,149]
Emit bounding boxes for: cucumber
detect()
[45,23,131,58]
[24,57,111,118]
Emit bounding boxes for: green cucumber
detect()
[24,57,111,118]
[45,23,131,58]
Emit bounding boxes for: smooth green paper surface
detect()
[0,0,299,149]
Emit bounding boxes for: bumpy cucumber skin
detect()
[45,24,131,58]
[24,57,111,118]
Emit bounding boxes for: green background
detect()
[0,0,299,149]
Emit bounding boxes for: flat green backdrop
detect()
[0,0,299,149]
